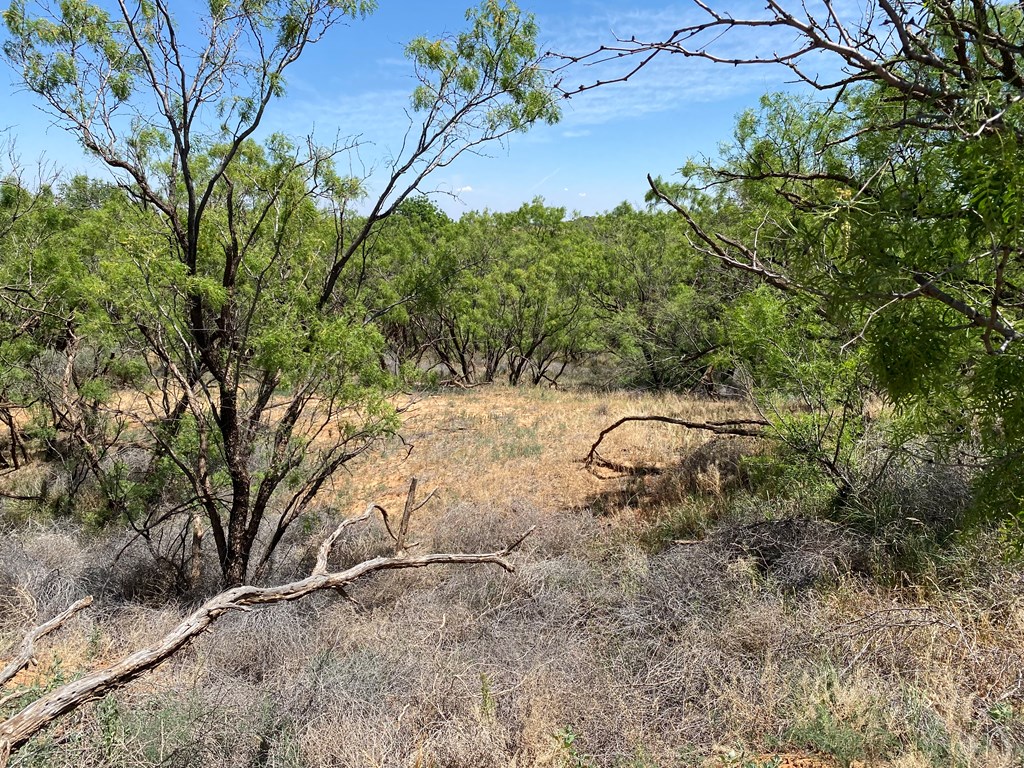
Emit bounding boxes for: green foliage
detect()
[5,690,308,767]
[641,495,728,549]
[553,726,596,768]
[583,202,730,389]
[723,283,878,507]
[2,0,564,587]
[788,690,900,768]
[653,10,1024,539]
[0,657,67,721]
[407,0,559,132]
[478,672,497,721]
[363,196,749,392]
[372,198,598,386]
[486,418,543,460]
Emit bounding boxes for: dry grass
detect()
[2,386,1023,767]
[339,386,756,516]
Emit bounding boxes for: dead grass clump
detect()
[0,542,39,635]
[717,517,870,591]
[858,451,973,531]
[402,715,521,768]
[713,595,822,664]
[630,542,751,629]
[0,523,92,630]
[6,509,1023,768]
[83,540,187,605]
[660,436,763,501]
[426,499,598,559]
[198,603,322,685]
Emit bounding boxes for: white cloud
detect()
[562,129,591,138]
[268,87,412,148]
[578,192,587,197]
[543,1,852,127]
[456,185,473,193]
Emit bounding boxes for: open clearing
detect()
[340,386,755,514]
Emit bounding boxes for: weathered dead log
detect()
[0,596,93,690]
[584,415,768,474]
[0,479,531,765]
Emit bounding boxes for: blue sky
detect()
[0,0,807,217]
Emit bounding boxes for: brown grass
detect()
[2,386,1022,768]
[339,386,756,516]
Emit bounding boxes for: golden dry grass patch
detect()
[337,385,757,515]
[2,618,106,690]
[3,383,755,522]
[2,604,187,695]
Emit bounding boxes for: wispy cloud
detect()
[272,3,816,155]
[541,1,850,127]
[268,87,413,149]
[375,56,410,69]
[531,167,562,190]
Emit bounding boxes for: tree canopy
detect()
[1,0,559,587]
[563,0,1024,537]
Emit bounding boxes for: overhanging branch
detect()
[584,415,768,474]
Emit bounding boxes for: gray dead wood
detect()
[585,414,768,474]
[0,597,94,690]
[0,480,531,765]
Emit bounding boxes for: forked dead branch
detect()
[584,415,768,475]
[0,597,93,693]
[0,479,533,766]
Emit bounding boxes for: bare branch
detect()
[396,477,418,555]
[913,273,1019,348]
[554,1,1017,138]
[646,175,803,295]
[0,500,532,763]
[0,597,94,690]
[584,415,768,474]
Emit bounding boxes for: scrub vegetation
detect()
[2,1,1024,765]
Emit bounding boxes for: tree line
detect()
[3,0,1024,591]
[6,0,1024,761]
[0,165,755,565]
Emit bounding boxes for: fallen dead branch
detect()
[0,596,94,690]
[584,415,768,474]
[0,479,532,766]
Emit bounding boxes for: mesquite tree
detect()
[566,1,1024,531]
[2,0,558,586]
